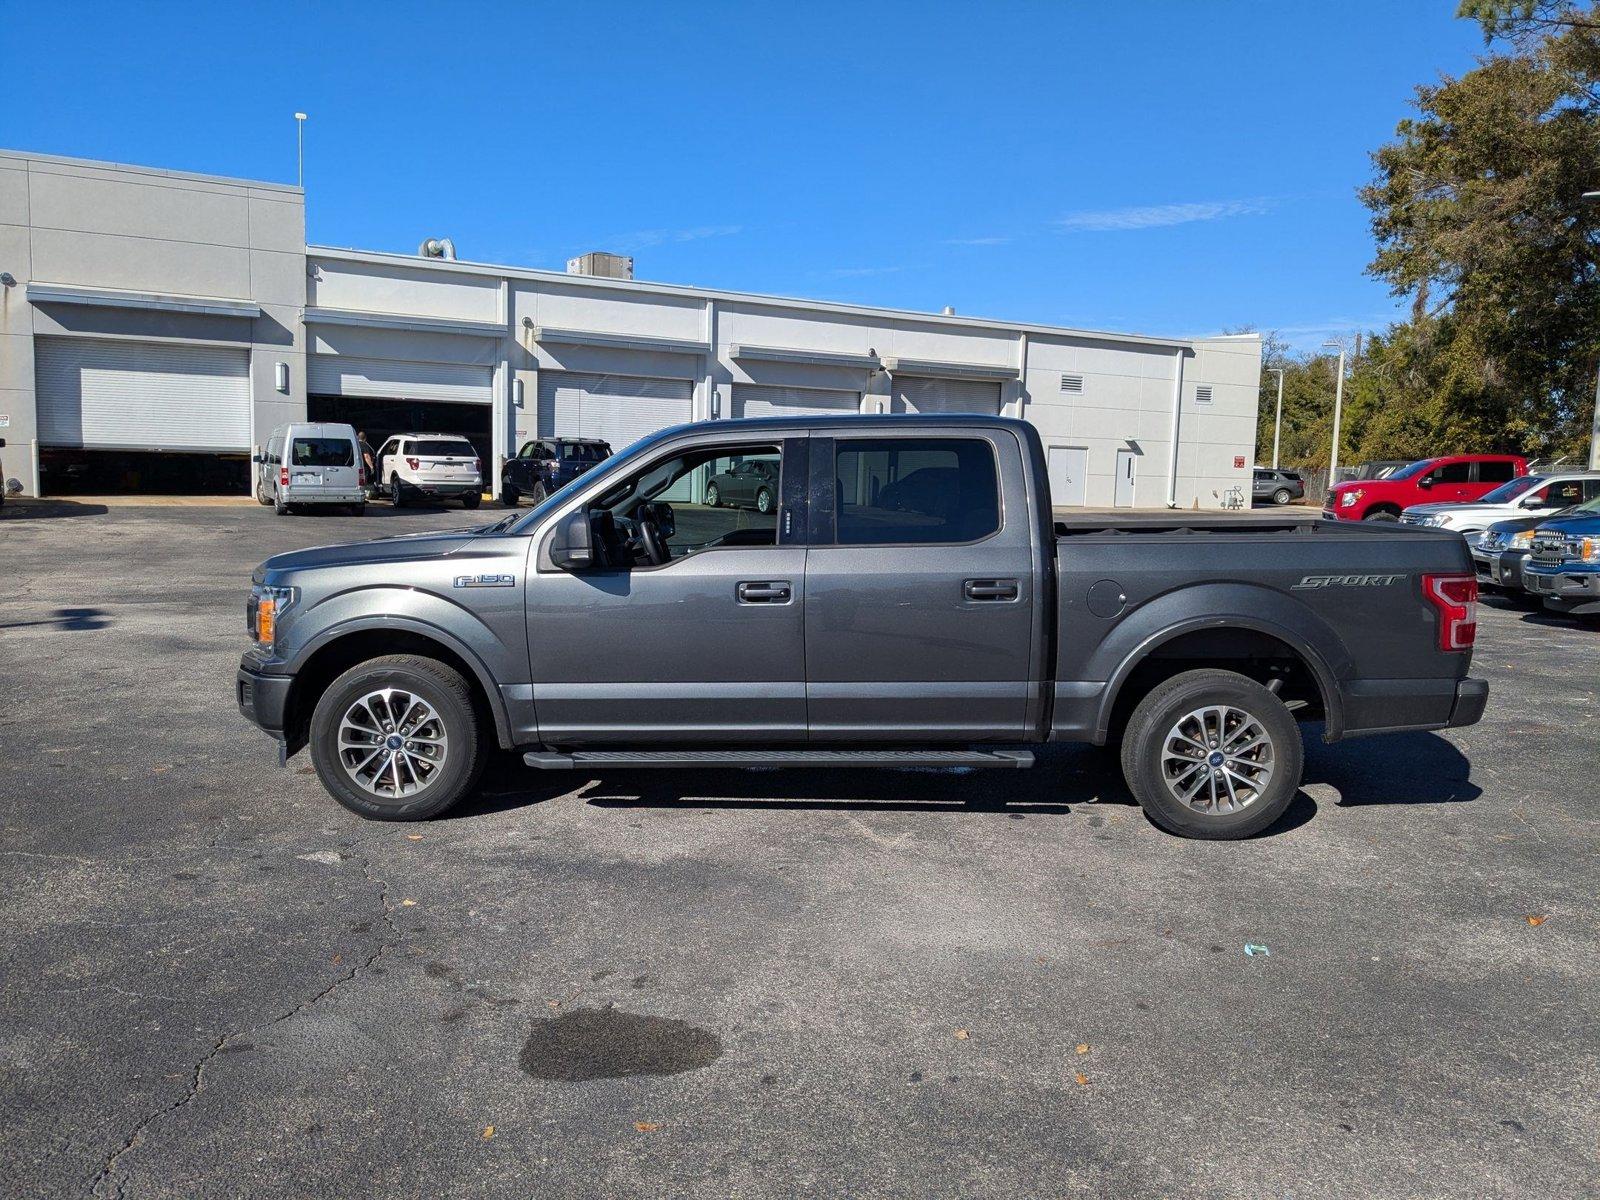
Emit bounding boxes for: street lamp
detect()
[1267,367,1285,469]
[1323,340,1347,480]
[294,112,308,188]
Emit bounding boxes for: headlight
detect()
[1579,536,1600,563]
[1509,530,1534,550]
[250,584,297,645]
[1339,490,1362,507]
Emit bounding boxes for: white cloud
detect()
[1055,199,1270,233]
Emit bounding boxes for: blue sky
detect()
[3,1,1487,351]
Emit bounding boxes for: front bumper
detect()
[1472,548,1531,590]
[1524,564,1600,613]
[237,662,292,738]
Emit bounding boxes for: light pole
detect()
[1323,340,1347,480]
[294,112,308,188]
[1268,367,1285,469]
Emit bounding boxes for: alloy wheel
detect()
[336,687,449,799]
[1159,705,1275,815]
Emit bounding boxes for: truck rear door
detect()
[803,430,1037,740]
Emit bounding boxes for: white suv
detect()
[1400,471,1600,535]
[375,434,483,509]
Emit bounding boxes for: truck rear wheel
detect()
[309,654,487,821]
[1119,669,1302,840]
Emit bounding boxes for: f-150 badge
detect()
[453,573,516,588]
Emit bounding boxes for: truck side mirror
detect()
[1519,495,1544,508]
[1417,476,1433,489]
[548,510,595,571]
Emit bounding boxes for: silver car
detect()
[254,423,366,516]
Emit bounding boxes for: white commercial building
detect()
[1,147,1261,506]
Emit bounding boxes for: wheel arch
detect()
[283,619,513,756]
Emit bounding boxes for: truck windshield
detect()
[1479,476,1544,504]
[290,438,354,467]
[1385,459,1433,481]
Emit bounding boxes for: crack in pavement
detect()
[87,844,403,1199]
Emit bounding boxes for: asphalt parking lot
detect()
[2,501,1597,1199]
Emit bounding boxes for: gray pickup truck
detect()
[238,415,1487,839]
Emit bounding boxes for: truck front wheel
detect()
[309,655,487,821]
[1119,669,1303,840]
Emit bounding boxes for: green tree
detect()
[1357,1,1600,461]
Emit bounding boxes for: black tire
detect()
[390,476,407,507]
[255,478,272,506]
[529,482,548,506]
[463,492,481,510]
[274,491,289,516]
[309,655,487,821]
[755,487,773,515]
[1119,669,1303,840]
[1272,488,1292,505]
[1363,510,1399,522]
[501,483,520,508]
[705,483,721,508]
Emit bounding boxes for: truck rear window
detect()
[290,438,354,467]
[413,440,475,457]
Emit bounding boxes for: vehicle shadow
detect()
[1301,727,1481,806]
[0,606,113,632]
[0,499,110,520]
[1517,608,1596,630]
[452,744,1321,838]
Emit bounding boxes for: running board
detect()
[522,748,1035,770]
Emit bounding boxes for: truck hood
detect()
[1405,501,1505,520]
[253,529,482,583]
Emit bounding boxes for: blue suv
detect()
[1523,496,1600,615]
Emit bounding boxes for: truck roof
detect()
[676,412,1035,437]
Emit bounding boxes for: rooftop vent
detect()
[418,237,457,260]
[941,305,956,316]
[567,251,634,280]
[1060,373,1084,393]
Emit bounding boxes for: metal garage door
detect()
[730,384,861,420]
[537,372,694,451]
[35,337,251,450]
[893,375,1002,415]
[308,355,493,405]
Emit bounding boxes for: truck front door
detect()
[526,437,808,743]
[803,432,1038,741]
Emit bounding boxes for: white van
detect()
[254,423,366,516]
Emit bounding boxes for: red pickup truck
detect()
[1324,454,1528,521]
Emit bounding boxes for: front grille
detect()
[1531,535,1576,564]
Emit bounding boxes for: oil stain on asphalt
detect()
[519,1006,722,1081]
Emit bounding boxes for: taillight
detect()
[1423,573,1477,651]
[472,459,481,475]
[406,457,420,470]
[279,467,289,488]
[358,465,366,486]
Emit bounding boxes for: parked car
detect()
[1324,453,1528,521]
[239,414,1486,841]
[1469,511,1569,598]
[1400,471,1600,535]
[502,437,611,507]
[1252,467,1305,506]
[704,455,781,512]
[376,434,482,508]
[1522,498,1600,616]
[253,423,366,516]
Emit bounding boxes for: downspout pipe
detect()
[1165,347,1186,508]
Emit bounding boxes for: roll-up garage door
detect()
[35,337,251,451]
[730,384,861,420]
[307,355,494,405]
[537,372,694,451]
[893,375,1002,415]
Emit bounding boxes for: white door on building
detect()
[536,372,694,452]
[307,355,494,405]
[729,384,861,420]
[892,376,1002,415]
[1114,448,1137,508]
[1047,446,1088,507]
[35,337,251,450]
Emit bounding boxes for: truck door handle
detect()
[964,578,1020,601]
[737,580,792,604]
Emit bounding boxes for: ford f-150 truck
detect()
[238,415,1488,840]
[1522,499,1600,615]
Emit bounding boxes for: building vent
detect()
[418,238,457,260]
[1060,373,1084,393]
[567,251,634,280]
[1195,385,1214,405]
